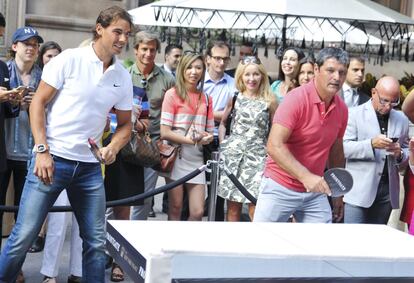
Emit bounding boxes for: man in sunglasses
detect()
[343,76,409,224]
[129,31,175,221]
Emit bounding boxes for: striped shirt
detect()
[161,88,214,135]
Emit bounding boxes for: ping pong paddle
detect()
[324,168,353,197]
[88,138,104,163]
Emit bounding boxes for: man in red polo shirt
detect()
[254,47,349,223]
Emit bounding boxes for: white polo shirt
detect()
[42,44,133,162]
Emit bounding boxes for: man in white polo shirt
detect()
[0,6,133,282]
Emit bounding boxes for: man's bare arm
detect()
[267,124,331,195]
[29,80,58,185]
[402,89,414,122]
[101,109,132,165]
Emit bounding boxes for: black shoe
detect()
[148,208,156,218]
[67,275,81,283]
[105,254,114,270]
[28,235,45,253]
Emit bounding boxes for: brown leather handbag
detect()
[154,140,181,173]
[120,124,160,168]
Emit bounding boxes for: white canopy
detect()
[129,0,414,41]
[243,18,384,45]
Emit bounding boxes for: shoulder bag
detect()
[120,122,160,168]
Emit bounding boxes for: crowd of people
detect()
[1,4,414,283]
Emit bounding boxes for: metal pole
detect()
[207,151,220,221]
[282,15,287,51]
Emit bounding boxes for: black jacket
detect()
[0,60,17,172]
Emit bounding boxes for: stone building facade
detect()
[0,0,151,58]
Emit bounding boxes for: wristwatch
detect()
[33,144,49,153]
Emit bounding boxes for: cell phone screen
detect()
[88,138,104,163]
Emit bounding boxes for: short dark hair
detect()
[93,6,133,40]
[315,47,349,68]
[241,41,253,48]
[164,44,183,55]
[37,41,62,69]
[0,12,5,28]
[205,40,230,56]
[349,55,365,65]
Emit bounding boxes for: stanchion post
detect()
[207,151,220,221]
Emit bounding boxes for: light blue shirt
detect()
[203,71,236,135]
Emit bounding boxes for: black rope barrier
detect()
[0,164,207,213]
[222,165,257,205]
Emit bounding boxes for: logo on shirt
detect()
[113,83,121,87]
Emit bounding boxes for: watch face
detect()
[37,144,47,153]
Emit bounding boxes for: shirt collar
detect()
[131,63,161,79]
[342,82,357,93]
[308,79,341,107]
[163,64,173,75]
[204,70,228,83]
[86,42,117,69]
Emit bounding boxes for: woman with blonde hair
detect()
[160,52,214,221]
[218,56,277,221]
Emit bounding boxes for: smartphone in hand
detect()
[88,138,104,163]
[15,86,30,98]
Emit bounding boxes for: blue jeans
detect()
[0,155,106,283]
[253,177,332,223]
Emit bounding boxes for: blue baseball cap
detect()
[12,27,44,44]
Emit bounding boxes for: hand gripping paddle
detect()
[324,168,353,197]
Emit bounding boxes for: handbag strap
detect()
[204,92,209,131]
[184,93,201,136]
[230,91,239,115]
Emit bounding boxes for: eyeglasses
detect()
[374,88,400,107]
[241,56,261,65]
[140,78,148,89]
[210,55,231,64]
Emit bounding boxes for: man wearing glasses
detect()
[343,76,409,224]
[204,40,236,221]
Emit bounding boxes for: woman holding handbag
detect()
[218,56,277,222]
[160,52,214,221]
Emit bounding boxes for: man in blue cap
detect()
[0,26,43,283]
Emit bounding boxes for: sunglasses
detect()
[241,56,261,65]
[374,88,400,107]
[183,50,201,56]
[140,78,148,89]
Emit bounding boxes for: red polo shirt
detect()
[264,80,348,192]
